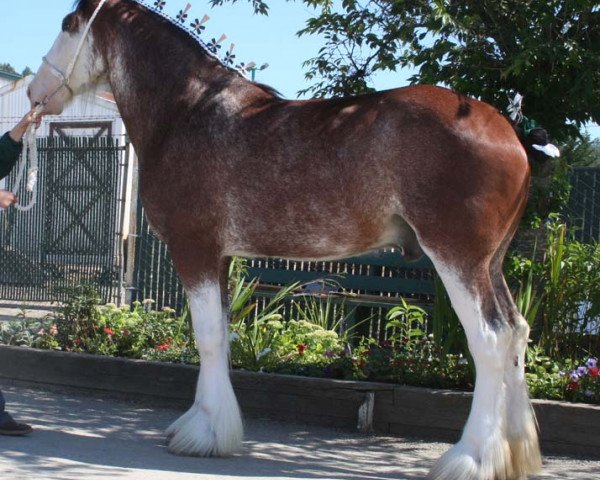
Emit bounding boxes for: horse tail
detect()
[517,126,560,166]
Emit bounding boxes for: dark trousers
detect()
[0,389,14,426]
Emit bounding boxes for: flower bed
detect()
[1,291,598,406]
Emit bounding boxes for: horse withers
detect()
[28,1,541,478]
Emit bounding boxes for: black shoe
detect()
[0,420,33,436]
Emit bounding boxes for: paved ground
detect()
[0,384,598,480]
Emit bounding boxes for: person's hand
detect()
[9,109,42,142]
[0,190,17,209]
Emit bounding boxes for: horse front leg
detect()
[165,249,243,456]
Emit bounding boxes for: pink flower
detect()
[49,324,58,336]
[589,367,599,378]
[103,327,114,336]
[37,328,46,336]
[155,343,170,352]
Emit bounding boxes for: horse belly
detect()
[225,208,408,262]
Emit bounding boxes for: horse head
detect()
[28,0,109,115]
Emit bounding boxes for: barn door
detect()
[41,122,124,300]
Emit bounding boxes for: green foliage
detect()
[525,346,569,401]
[273,319,342,363]
[39,285,198,361]
[0,62,32,77]
[228,257,299,369]
[354,337,473,390]
[507,216,600,359]
[525,348,600,404]
[385,298,427,350]
[0,315,36,347]
[292,294,365,344]
[562,134,600,168]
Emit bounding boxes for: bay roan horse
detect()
[29,1,541,478]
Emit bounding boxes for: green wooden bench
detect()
[244,250,436,310]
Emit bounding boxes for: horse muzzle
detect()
[28,73,70,116]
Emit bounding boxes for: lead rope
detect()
[11,0,108,213]
[12,117,40,212]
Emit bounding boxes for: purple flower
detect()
[569,371,580,382]
[584,389,594,398]
[324,350,335,358]
[577,366,589,377]
[586,358,598,369]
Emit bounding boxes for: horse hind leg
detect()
[165,251,243,456]
[426,253,514,480]
[491,260,542,477]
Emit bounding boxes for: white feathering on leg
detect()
[166,281,243,456]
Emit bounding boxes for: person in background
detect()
[0,109,41,436]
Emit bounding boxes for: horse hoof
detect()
[428,437,515,480]
[165,403,243,457]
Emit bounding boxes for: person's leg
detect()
[0,389,14,425]
[0,389,33,436]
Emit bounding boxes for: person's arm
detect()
[0,110,40,180]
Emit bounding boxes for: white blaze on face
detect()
[29,20,103,115]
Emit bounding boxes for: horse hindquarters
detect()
[165,245,243,456]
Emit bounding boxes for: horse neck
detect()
[96,5,272,156]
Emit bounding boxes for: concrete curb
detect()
[0,345,598,457]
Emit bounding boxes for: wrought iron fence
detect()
[0,136,128,303]
[131,201,186,310]
[564,167,600,243]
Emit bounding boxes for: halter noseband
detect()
[41,56,75,99]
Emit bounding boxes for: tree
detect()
[0,63,18,75]
[211,0,599,139]
[0,63,32,77]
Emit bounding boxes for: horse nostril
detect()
[34,101,41,107]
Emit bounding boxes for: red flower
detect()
[155,343,170,352]
[567,381,580,391]
[297,344,308,355]
[357,358,367,369]
[103,327,114,336]
[74,338,82,346]
[589,367,599,378]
